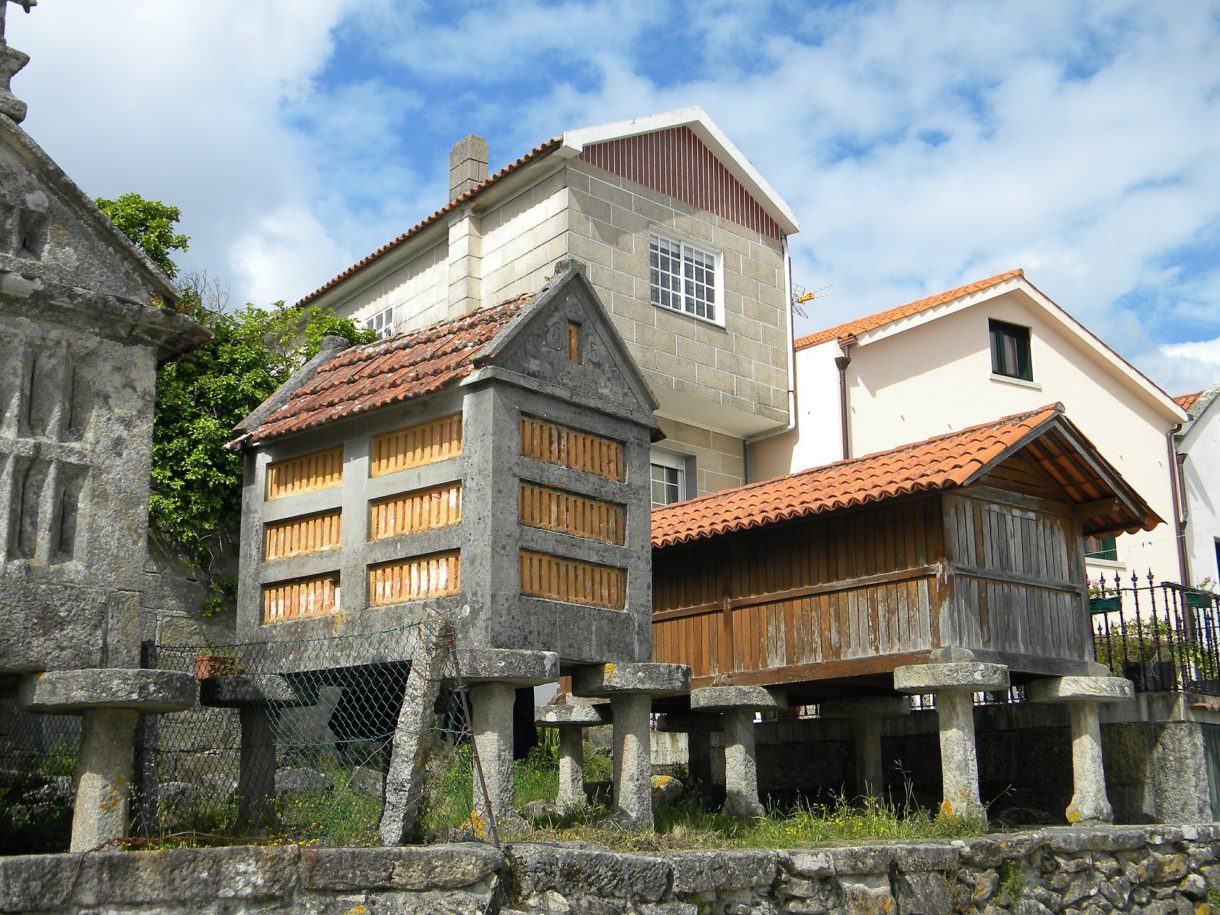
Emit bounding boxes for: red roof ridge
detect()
[794,268,1024,351]
[652,402,1061,520]
[294,139,563,310]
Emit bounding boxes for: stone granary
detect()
[0,1,206,852]
[650,405,1157,823]
[228,262,688,830]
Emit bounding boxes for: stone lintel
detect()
[571,661,690,698]
[199,674,314,709]
[453,649,559,686]
[690,685,786,712]
[18,669,196,714]
[535,704,610,727]
[892,662,1009,695]
[819,696,912,719]
[1027,676,1134,705]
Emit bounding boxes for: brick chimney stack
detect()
[449,135,488,200]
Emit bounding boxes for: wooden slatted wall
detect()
[369,482,462,541]
[519,482,625,545]
[370,414,463,477]
[520,416,624,482]
[368,551,461,606]
[651,498,945,680]
[264,509,342,561]
[942,493,1087,660]
[265,447,343,500]
[520,549,626,609]
[262,574,339,624]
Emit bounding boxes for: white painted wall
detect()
[759,287,1183,581]
[1179,390,1220,588]
[751,339,842,481]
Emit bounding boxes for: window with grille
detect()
[649,234,719,323]
[989,319,1033,381]
[1085,534,1118,562]
[364,306,395,339]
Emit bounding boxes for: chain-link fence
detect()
[2,616,507,852]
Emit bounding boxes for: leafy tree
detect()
[150,296,375,603]
[97,194,376,615]
[96,192,190,279]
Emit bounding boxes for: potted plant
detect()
[1087,579,1121,614]
[194,645,243,680]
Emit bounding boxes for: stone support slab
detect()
[199,674,315,708]
[455,649,559,687]
[1028,675,1133,825]
[470,681,517,824]
[894,662,1009,821]
[820,697,911,799]
[611,693,653,829]
[690,685,785,712]
[572,662,689,699]
[19,668,196,714]
[70,707,139,852]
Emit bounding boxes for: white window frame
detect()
[650,449,693,507]
[648,231,724,327]
[364,305,395,339]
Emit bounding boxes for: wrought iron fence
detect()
[1090,571,1220,696]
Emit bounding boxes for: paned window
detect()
[1085,535,1118,562]
[650,234,718,322]
[989,319,1033,381]
[650,450,690,507]
[365,306,395,339]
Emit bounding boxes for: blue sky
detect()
[11,0,1220,392]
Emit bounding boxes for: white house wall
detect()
[751,338,843,480]
[1180,399,1220,587]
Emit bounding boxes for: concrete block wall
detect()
[655,417,746,495]
[348,241,448,337]
[566,160,790,430]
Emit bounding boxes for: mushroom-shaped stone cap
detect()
[892,662,1009,694]
[18,669,196,714]
[199,674,316,709]
[535,704,611,727]
[690,685,786,712]
[454,649,559,686]
[1026,676,1134,704]
[572,662,690,698]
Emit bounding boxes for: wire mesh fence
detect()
[2,616,511,853]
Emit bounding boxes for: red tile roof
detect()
[1174,391,1202,413]
[294,139,563,309]
[242,294,532,445]
[652,403,1158,549]
[794,269,1023,350]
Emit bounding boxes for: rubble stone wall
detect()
[1,824,1217,914]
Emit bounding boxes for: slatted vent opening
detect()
[264,509,342,561]
[519,415,624,482]
[265,447,343,500]
[262,573,339,624]
[368,551,461,606]
[369,482,462,541]
[520,482,625,545]
[519,549,626,609]
[370,414,463,478]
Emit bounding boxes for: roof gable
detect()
[0,116,178,306]
[652,404,1160,549]
[476,263,659,424]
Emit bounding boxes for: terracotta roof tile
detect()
[1174,390,1202,413]
[794,269,1023,351]
[244,294,532,444]
[294,138,563,309]
[653,405,1063,548]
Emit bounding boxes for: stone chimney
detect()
[449,135,488,200]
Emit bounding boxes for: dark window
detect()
[990,319,1033,381]
[1085,534,1118,562]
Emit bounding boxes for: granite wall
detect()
[1,824,1217,914]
